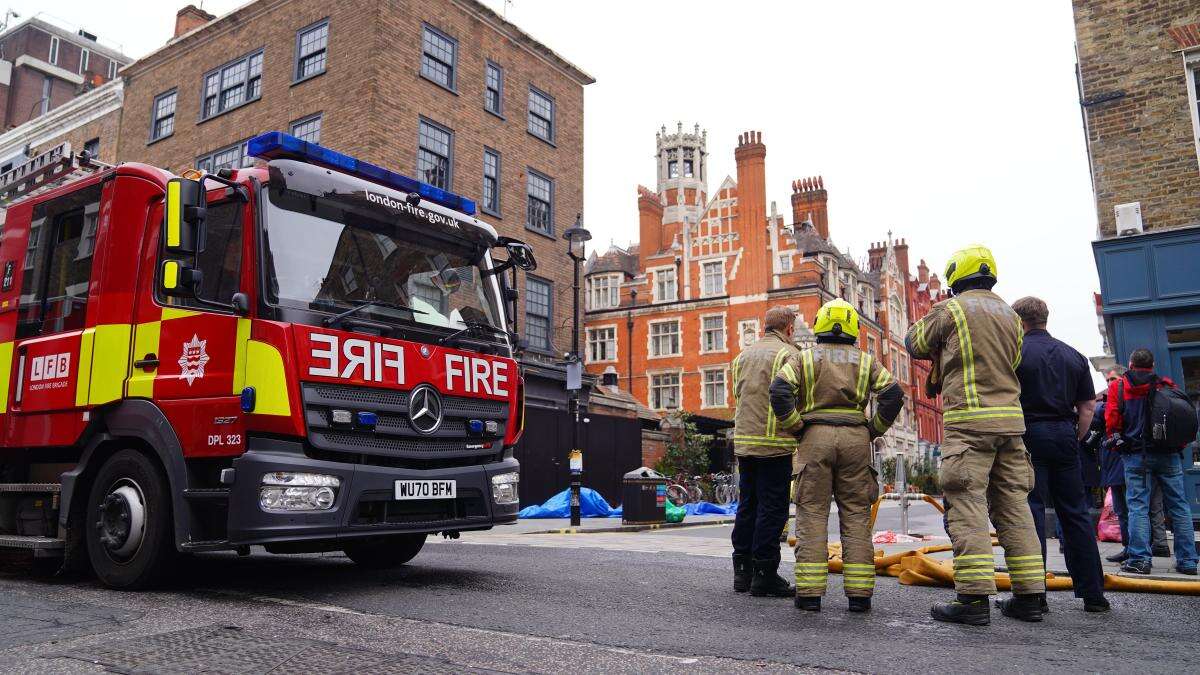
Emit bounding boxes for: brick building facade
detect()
[112,0,592,369]
[583,124,940,460]
[906,259,947,455]
[1075,1,1200,398]
[0,17,128,156]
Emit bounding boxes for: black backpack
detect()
[1121,378,1199,453]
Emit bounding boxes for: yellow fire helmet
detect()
[813,298,860,340]
[944,244,998,289]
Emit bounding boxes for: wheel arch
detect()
[60,399,194,551]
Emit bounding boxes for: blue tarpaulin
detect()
[518,488,734,520]
[684,501,738,516]
[517,487,617,518]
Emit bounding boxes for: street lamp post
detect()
[563,214,591,527]
[626,288,637,390]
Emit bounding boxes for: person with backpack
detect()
[1090,368,1172,563]
[1105,348,1199,575]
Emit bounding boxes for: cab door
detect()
[128,189,248,456]
[7,180,107,446]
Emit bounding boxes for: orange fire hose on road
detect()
[796,495,1200,595]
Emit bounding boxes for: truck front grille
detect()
[353,488,488,526]
[302,383,507,465]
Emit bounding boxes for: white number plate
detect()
[394,479,457,500]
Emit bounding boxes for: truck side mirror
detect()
[159,259,203,297]
[499,238,536,271]
[163,177,207,255]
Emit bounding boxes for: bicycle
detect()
[711,471,738,505]
[666,474,704,505]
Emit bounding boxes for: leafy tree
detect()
[655,413,712,478]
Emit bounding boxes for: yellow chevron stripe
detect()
[855,352,870,405]
[946,299,979,408]
[802,350,815,413]
[1012,315,1024,370]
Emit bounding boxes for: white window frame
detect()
[48,36,60,65]
[586,273,621,310]
[647,317,682,358]
[585,324,618,364]
[648,369,683,411]
[737,319,760,348]
[778,253,793,272]
[700,366,729,409]
[700,259,725,297]
[699,312,727,354]
[889,294,907,337]
[107,59,118,80]
[1185,53,1200,171]
[79,48,90,74]
[651,266,677,303]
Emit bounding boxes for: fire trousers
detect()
[940,429,1045,596]
[793,424,877,598]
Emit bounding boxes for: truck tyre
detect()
[85,449,175,589]
[342,533,426,569]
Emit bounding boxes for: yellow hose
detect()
[790,494,1199,595]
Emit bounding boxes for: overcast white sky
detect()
[26,0,1104,377]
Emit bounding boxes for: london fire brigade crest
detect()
[178,334,210,386]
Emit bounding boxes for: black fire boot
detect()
[848,597,871,613]
[794,596,821,611]
[999,592,1049,614]
[931,594,990,626]
[995,593,1044,622]
[732,553,752,593]
[750,558,795,597]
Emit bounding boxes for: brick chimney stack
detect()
[732,131,768,296]
[917,258,929,284]
[636,185,664,270]
[867,241,886,272]
[791,176,829,240]
[175,4,216,38]
[893,237,910,280]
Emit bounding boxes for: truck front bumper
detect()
[226,437,519,546]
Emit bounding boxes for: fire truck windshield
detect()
[261,162,504,333]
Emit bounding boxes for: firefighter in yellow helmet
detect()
[770,299,904,613]
[906,245,1045,625]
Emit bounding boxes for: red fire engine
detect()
[0,133,534,588]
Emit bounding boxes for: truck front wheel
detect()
[342,533,426,569]
[85,449,175,589]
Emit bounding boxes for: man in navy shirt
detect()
[1012,297,1109,613]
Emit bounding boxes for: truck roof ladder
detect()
[0,142,110,205]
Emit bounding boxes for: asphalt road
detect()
[2,529,1198,674]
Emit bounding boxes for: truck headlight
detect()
[490,471,519,505]
[260,472,340,512]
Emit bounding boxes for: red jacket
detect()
[1104,368,1176,440]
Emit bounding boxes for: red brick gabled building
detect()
[582,125,886,428]
[583,124,944,460]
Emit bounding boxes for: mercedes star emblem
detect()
[408,384,444,434]
[419,345,431,358]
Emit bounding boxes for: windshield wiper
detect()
[438,319,506,345]
[323,300,427,328]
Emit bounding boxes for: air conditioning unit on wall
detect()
[1115,202,1143,236]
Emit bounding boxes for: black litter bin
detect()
[622,467,667,524]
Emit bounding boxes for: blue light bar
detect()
[246,131,477,216]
